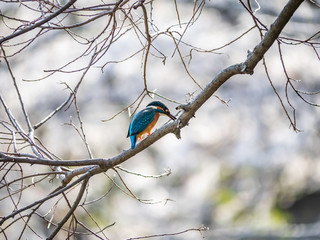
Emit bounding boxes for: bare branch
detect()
[126,226,209,240]
[47,177,89,240]
[0,0,77,45]
[242,0,305,74]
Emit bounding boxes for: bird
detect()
[127,101,176,149]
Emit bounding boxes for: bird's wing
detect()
[128,108,155,137]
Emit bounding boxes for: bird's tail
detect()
[130,135,137,149]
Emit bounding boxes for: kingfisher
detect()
[127,101,176,149]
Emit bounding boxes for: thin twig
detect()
[126,226,209,240]
[47,177,89,239]
[0,0,77,44]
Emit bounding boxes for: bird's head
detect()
[147,101,176,120]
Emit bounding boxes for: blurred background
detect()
[1,0,320,239]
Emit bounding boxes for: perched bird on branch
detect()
[127,101,176,149]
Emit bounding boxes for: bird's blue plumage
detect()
[127,108,156,149]
[147,101,167,110]
[129,135,137,150]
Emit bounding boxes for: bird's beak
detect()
[167,113,176,121]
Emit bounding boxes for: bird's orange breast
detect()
[137,112,159,139]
